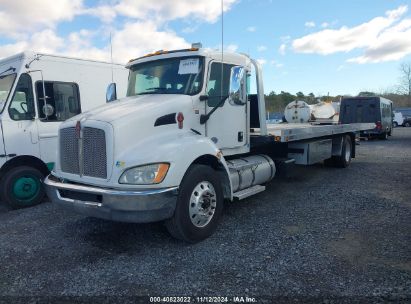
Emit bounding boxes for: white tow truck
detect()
[0,52,128,209]
[45,45,374,242]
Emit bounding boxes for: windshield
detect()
[0,73,17,113]
[127,56,204,96]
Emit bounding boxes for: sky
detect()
[1,0,411,96]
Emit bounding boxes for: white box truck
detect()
[0,52,128,209]
[45,46,374,242]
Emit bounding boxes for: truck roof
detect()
[0,51,125,67]
[126,48,250,68]
[342,96,393,105]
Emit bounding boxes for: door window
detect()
[207,62,234,107]
[8,73,35,121]
[36,81,81,121]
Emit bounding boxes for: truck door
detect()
[205,62,247,151]
[1,73,40,161]
[35,81,81,169]
[0,122,5,165]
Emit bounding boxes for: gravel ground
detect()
[0,128,410,303]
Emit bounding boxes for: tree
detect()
[296,91,304,99]
[399,62,411,101]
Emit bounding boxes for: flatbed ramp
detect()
[252,123,375,142]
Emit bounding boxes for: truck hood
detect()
[69,94,193,123]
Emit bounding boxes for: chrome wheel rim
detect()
[189,181,217,228]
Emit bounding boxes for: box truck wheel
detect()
[0,166,45,209]
[334,135,352,168]
[165,164,224,243]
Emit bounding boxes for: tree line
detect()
[264,62,411,113]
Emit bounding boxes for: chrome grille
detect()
[82,127,107,179]
[60,127,80,175]
[59,126,107,179]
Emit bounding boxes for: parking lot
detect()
[0,128,410,302]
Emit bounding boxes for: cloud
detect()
[305,21,316,28]
[257,59,267,65]
[111,21,190,61]
[0,0,82,38]
[292,5,411,63]
[0,0,240,62]
[225,44,239,52]
[114,0,238,23]
[279,44,287,55]
[321,22,329,28]
[246,26,256,32]
[347,18,411,63]
[270,60,284,68]
[257,45,267,52]
[280,35,291,42]
[82,5,117,23]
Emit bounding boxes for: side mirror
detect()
[229,66,245,105]
[106,83,117,103]
[42,104,55,117]
[199,95,209,101]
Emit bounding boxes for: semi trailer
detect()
[45,45,374,242]
[0,51,128,209]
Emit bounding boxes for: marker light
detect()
[177,112,184,129]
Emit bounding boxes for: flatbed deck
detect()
[252,123,375,142]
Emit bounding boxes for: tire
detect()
[333,135,352,168]
[379,132,388,140]
[405,122,411,127]
[0,166,45,209]
[393,122,398,128]
[165,164,224,243]
[324,157,335,167]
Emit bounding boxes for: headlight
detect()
[119,163,170,185]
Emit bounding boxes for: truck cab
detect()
[0,52,128,209]
[46,45,373,242]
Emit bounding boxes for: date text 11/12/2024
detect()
[149,296,257,303]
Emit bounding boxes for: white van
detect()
[0,52,128,209]
[393,111,404,127]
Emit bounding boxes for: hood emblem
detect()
[75,121,81,139]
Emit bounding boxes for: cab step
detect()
[233,185,266,200]
[227,160,262,171]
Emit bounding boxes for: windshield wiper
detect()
[137,87,183,95]
[200,95,228,124]
[137,87,168,95]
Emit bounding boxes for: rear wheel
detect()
[165,164,224,243]
[0,166,45,209]
[405,122,411,127]
[333,135,352,168]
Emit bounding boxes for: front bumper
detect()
[44,175,178,223]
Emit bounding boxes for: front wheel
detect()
[165,164,224,243]
[393,122,398,128]
[0,166,46,209]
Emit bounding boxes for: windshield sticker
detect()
[178,58,199,75]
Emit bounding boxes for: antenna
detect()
[221,0,224,100]
[110,32,114,83]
